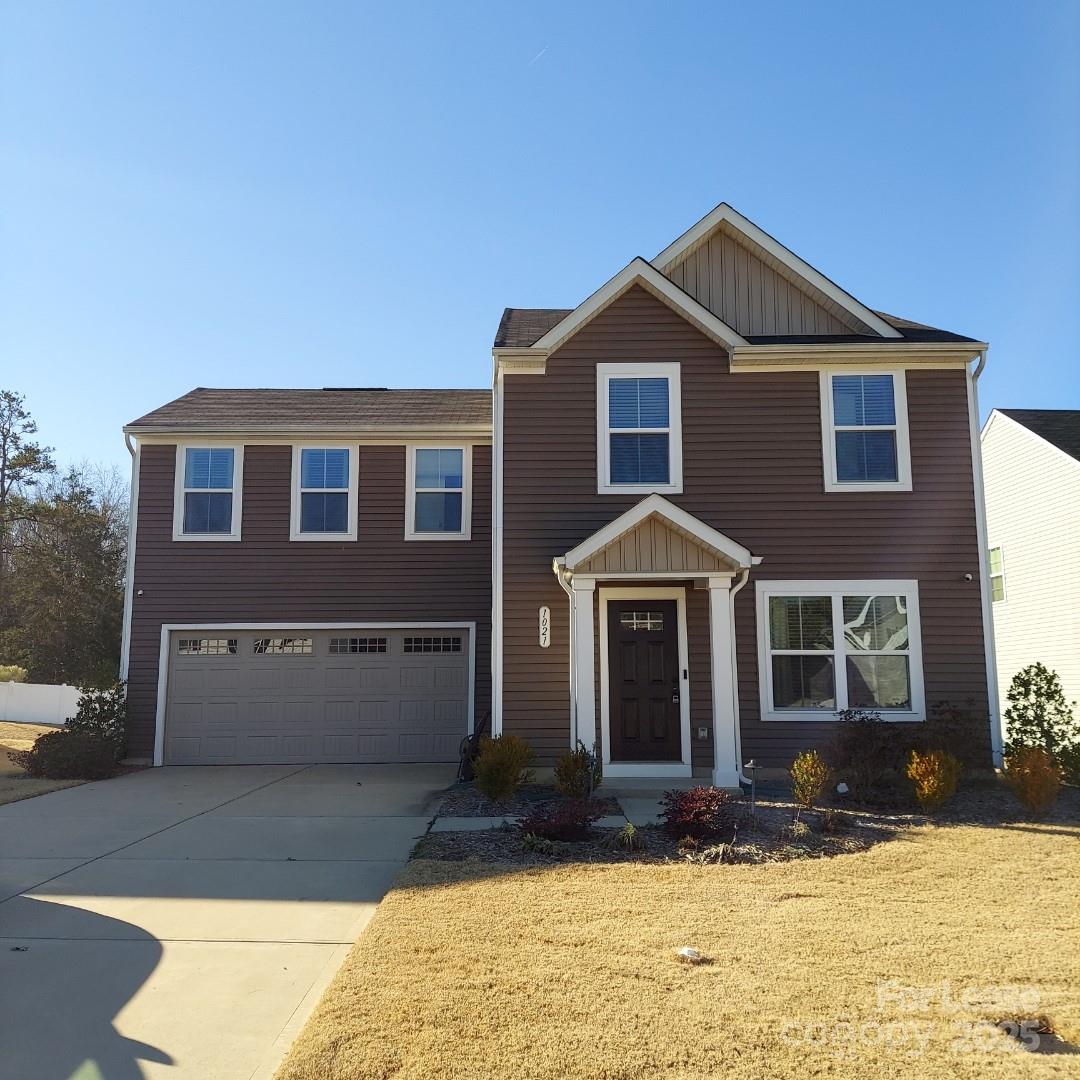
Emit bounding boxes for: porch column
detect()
[708,578,740,788]
[570,577,597,753]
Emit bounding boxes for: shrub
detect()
[1004,747,1062,814]
[1056,743,1080,787]
[659,786,736,841]
[906,749,962,811]
[518,798,601,841]
[0,664,28,683]
[607,821,646,852]
[1003,663,1078,758]
[521,833,567,856]
[789,750,830,810]
[9,730,118,780]
[470,734,535,803]
[921,701,989,766]
[553,740,602,798]
[64,682,127,760]
[828,709,910,799]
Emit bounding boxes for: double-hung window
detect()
[820,370,911,491]
[173,445,243,540]
[757,580,924,721]
[597,362,682,494]
[989,546,1006,602]
[290,446,357,540]
[405,445,471,539]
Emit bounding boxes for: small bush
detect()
[1004,747,1062,814]
[921,701,989,766]
[1056,743,1080,787]
[828,710,910,799]
[471,734,534,804]
[10,730,118,780]
[0,664,28,683]
[521,833,567,856]
[818,808,846,834]
[789,750,830,810]
[659,786,736,841]
[607,821,646,852]
[553,741,602,798]
[517,798,601,841]
[1003,663,1078,758]
[906,749,962,811]
[64,682,127,760]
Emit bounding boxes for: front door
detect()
[608,600,681,761]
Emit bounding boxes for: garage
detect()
[161,627,472,765]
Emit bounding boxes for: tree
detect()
[1003,663,1078,757]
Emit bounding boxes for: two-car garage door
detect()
[163,628,471,765]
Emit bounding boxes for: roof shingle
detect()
[999,409,1080,462]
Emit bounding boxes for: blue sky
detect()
[2,1,1078,473]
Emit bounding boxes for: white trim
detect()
[598,586,692,777]
[404,443,472,541]
[119,436,140,682]
[289,443,359,542]
[730,344,985,372]
[561,493,757,571]
[652,203,903,339]
[755,579,925,722]
[153,620,477,767]
[172,443,244,542]
[571,578,596,752]
[491,370,504,735]
[596,362,683,495]
[819,369,912,492]
[707,578,740,787]
[532,257,748,354]
[127,427,492,443]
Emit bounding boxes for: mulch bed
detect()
[435,782,621,818]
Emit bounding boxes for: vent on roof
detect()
[321,387,389,391]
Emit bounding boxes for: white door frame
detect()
[597,587,692,778]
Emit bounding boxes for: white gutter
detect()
[118,433,140,685]
[730,568,752,784]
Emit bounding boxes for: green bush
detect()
[906,749,962,811]
[1056,743,1080,787]
[553,740,602,798]
[64,682,127,760]
[828,709,910,799]
[471,734,534,804]
[607,821,646,852]
[789,750,830,810]
[659,786,736,841]
[0,664,28,683]
[1003,663,1078,758]
[9,730,118,780]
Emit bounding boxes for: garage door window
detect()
[403,636,462,653]
[329,637,388,654]
[254,637,313,655]
[177,638,237,655]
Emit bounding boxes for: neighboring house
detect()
[981,409,1080,717]
[121,203,1000,780]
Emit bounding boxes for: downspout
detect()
[555,561,576,746]
[118,432,140,686]
[967,349,1003,767]
[491,366,504,735]
[729,568,752,783]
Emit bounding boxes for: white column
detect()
[708,578,740,788]
[570,578,597,753]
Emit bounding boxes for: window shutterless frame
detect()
[596,362,682,495]
[988,545,1006,603]
[289,444,359,541]
[404,444,472,540]
[172,444,244,541]
[819,369,912,492]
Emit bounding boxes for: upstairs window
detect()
[821,371,911,492]
[597,363,682,494]
[173,445,242,541]
[405,446,472,539]
[291,447,357,540]
[989,546,1006,602]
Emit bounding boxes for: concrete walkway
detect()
[0,763,453,1080]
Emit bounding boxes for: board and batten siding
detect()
[127,443,492,758]
[982,416,1080,717]
[501,285,990,768]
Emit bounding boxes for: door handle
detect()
[672,689,680,704]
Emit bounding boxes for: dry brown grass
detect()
[277,822,1079,1080]
[0,721,83,804]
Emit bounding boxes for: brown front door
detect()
[608,600,681,762]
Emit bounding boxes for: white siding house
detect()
[981,410,1080,724]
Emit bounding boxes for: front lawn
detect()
[276,810,1079,1079]
[0,721,84,805]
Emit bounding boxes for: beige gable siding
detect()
[663,225,872,337]
[575,516,733,574]
[983,416,1080,717]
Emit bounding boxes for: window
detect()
[290,446,357,540]
[597,363,682,494]
[403,636,462,653]
[619,611,665,630]
[254,637,313,654]
[989,547,1006,602]
[405,445,472,539]
[329,637,387,654]
[173,445,243,540]
[820,371,911,492]
[757,581,924,721]
[177,638,237,655]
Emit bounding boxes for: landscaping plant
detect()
[828,709,910,800]
[518,797,602,841]
[659,786,736,841]
[1003,663,1078,758]
[9,730,118,780]
[789,749,830,810]
[906,749,962,811]
[1004,746,1062,814]
[64,682,127,760]
[553,740,602,799]
[1056,743,1080,787]
[608,821,646,852]
[470,734,534,804]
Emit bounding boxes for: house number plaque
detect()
[538,606,551,648]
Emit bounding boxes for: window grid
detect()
[177,638,237,656]
[253,637,314,655]
[181,447,236,535]
[607,377,670,486]
[619,611,665,631]
[329,637,388,654]
[412,448,466,535]
[830,374,899,484]
[989,547,1006,603]
[403,636,462,654]
[295,447,353,537]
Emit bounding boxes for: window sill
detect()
[172,532,242,542]
[288,532,357,542]
[761,710,925,723]
[598,483,683,496]
[823,481,913,493]
[404,531,471,542]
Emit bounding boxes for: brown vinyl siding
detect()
[501,285,989,767]
[127,443,491,758]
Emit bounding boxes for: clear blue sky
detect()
[2,1,1078,474]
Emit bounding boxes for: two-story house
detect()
[121,203,1000,782]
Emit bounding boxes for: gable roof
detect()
[996,409,1080,462]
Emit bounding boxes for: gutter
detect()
[729,568,752,784]
[118,433,140,686]
[554,561,576,747]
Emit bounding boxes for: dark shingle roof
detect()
[493,306,977,348]
[999,410,1080,462]
[127,387,491,432]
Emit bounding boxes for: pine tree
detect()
[1003,663,1078,757]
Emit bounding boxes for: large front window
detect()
[173,445,242,540]
[291,446,356,540]
[758,581,924,720]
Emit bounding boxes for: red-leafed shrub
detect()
[659,786,737,841]
[518,798,602,841]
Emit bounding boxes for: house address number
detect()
[538,606,551,648]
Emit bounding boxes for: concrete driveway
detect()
[0,763,453,1080]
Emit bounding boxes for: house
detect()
[120,203,1000,780]
[981,409,1080,716]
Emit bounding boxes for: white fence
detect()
[0,682,81,726]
